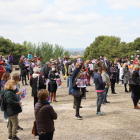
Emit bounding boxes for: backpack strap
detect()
[35,105,44,121]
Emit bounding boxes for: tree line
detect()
[84,36,140,62]
[0,37,71,65]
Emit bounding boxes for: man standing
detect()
[133,57,139,65]
[93,59,100,74]
[61,55,66,79]
[94,67,106,115]
[7,53,13,71]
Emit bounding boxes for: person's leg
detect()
[122,80,124,85]
[50,93,53,103]
[124,84,128,92]
[75,97,81,117]
[97,93,99,112]
[10,114,18,138]
[25,75,27,85]
[39,133,45,140]
[97,92,104,112]
[11,63,13,71]
[131,91,133,99]
[53,92,58,102]
[8,117,12,137]
[73,97,76,108]
[112,79,116,93]
[67,76,69,87]
[110,79,114,93]
[133,91,139,107]
[34,97,38,107]
[103,88,107,102]
[93,72,94,84]
[4,111,8,119]
[44,132,54,140]
[69,77,72,94]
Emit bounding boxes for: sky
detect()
[0,0,140,50]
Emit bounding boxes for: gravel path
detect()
[0,71,139,140]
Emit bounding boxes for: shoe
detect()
[88,84,91,86]
[96,112,104,115]
[86,90,89,92]
[112,92,117,94]
[25,83,28,85]
[8,136,12,140]
[134,106,140,109]
[53,100,58,102]
[75,116,82,120]
[125,90,129,93]
[80,106,82,108]
[104,101,110,103]
[17,126,23,130]
[82,97,86,99]
[3,118,8,123]
[73,105,76,109]
[12,136,21,140]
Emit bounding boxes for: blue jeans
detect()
[68,77,72,94]
[4,111,8,119]
[97,92,104,112]
[103,88,109,102]
[67,76,69,87]
[131,91,133,99]
[93,72,95,84]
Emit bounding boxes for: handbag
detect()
[32,105,44,136]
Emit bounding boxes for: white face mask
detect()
[52,68,55,71]
[13,85,16,90]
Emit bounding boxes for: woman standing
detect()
[19,59,28,86]
[35,90,57,140]
[130,65,140,109]
[110,62,117,94]
[48,65,60,102]
[30,67,45,107]
[123,63,130,92]
[0,80,22,140]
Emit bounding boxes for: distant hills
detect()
[66,48,84,56]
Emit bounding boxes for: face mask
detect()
[105,59,107,61]
[128,63,130,65]
[39,68,41,71]
[52,68,55,71]
[13,85,16,90]
[69,61,71,63]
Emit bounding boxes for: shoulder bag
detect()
[32,105,44,136]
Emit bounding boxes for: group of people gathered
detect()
[0,53,140,140]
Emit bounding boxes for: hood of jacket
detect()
[32,73,39,78]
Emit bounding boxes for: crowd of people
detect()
[0,52,140,140]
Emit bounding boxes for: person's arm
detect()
[72,69,77,83]
[49,106,57,120]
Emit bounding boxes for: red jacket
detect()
[133,60,138,65]
[0,65,5,78]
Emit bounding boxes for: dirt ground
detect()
[0,71,140,140]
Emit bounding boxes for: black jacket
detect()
[48,71,60,84]
[19,62,27,76]
[35,101,57,132]
[72,68,80,83]
[40,64,50,79]
[30,74,45,97]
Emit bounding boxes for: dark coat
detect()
[94,73,106,90]
[30,74,45,97]
[72,68,80,83]
[35,101,57,132]
[40,64,50,79]
[19,62,27,76]
[0,90,21,117]
[48,71,60,84]
[110,66,117,79]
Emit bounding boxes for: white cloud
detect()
[105,0,140,10]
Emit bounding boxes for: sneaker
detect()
[112,92,117,94]
[96,112,104,115]
[4,118,8,123]
[12,136,21,140]
[8,136,12,140]
[17,126,23,130]
[75,116,83,120]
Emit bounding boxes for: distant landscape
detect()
[67,48,84,57]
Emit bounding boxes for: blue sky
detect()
[0,0,140,49]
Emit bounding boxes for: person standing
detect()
[0,61,5,91]
[119,63,124,86]
[68,61,74,95]
[133,57,139,65]
[101,66,111,104]
[3,60,11,73]
[35,90,57,140]
[110,62,117,94]
[7,53,14,71]
[61,55,66,77]
[94,67,106,115]
[27,52,32,60]
[123,63,130,92]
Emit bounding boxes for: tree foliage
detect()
[0,37,27,64]
[84,36,140,61]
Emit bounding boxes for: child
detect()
[12,73,23,131]
[0,73,10,122]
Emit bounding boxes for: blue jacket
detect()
[5,63,11,73]
[94,73,106,91]
[27,54,32,60]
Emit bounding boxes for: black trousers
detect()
[110,79,116,93]
[75,96,82,117]
[34,97,38,108]
[39,132,54,140]
[131,86,140,107]
[22,75,27,85]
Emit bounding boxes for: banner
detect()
[21,87,26,99]
[56,78,61,88]
[77,79,87,88]
[45,79,50,85]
